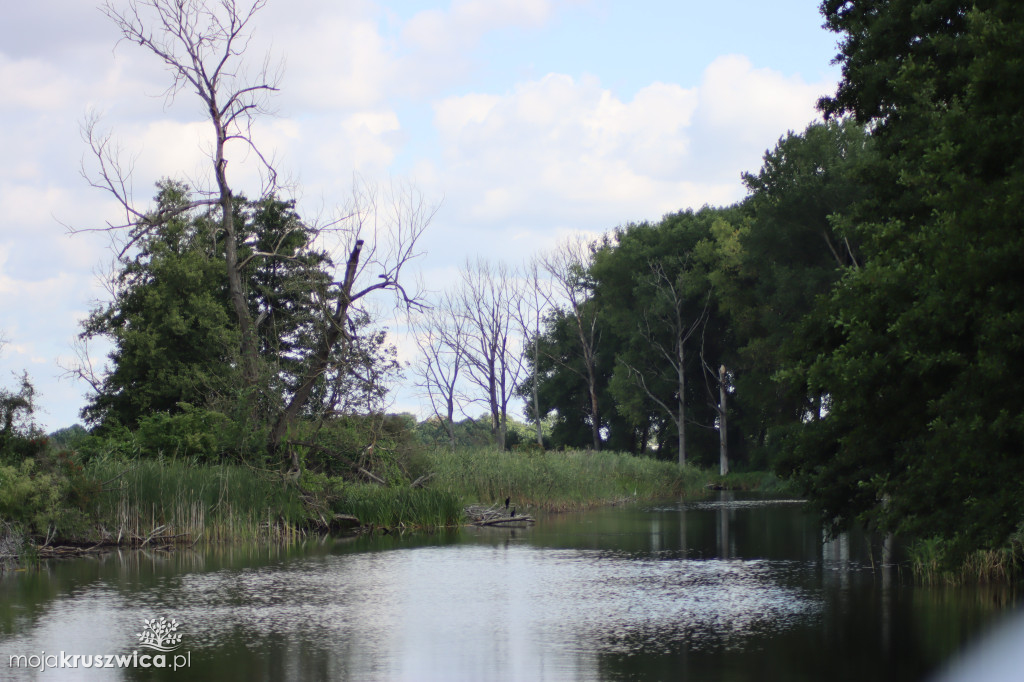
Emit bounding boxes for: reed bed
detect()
[332,484,463,528]
[42,447,777,549]
[86,458,308,544]
[424,446,710,511]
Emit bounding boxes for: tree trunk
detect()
[719,364,729,476]
[488,356,503,449]
[583,343,601,451]
[269,240,364,463]
[532,340,543,446]
[213,111,259,385]
[446,395,457,450]
[677,338,686,467]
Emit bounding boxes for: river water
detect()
[0,494,1017,681]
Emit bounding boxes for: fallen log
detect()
[473,515,535,527]
[330,514,362,531]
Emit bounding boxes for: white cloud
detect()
[0,55,76,112]
[427,55,830,247]
[274,13,398,111]
[688,54,831,181]
[430,72,704,233]
[696,54,825,135]
[403,0,553,53]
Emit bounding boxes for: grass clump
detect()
[910,534,1024,585]
[713,470,797,495]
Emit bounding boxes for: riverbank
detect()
[4,449,1020,584]
[0,447,791,564]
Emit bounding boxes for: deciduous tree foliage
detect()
[778,0,1024,555]
[593,209,734,466]
[727,120,871,464]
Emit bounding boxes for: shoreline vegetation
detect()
[1,444,1021,586]
[0,446,786,563]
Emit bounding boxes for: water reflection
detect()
[0,495,1014,682]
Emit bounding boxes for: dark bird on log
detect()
[510,507,516,518]
[504,496,510,510]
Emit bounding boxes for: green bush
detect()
[134,405,233,460]
[0,434,49,465]
[295,413,425,481]
[0,459,89,539]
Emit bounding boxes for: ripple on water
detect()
[118,544,822,660]
[529,550,820,654]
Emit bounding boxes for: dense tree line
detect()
[780,0,1024,558]
[513,119,870,468]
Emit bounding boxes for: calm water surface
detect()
[0,494,1017,681]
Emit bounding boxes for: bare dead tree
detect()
[410,290,469,449]
[80,0,434,468]
[85,0,284,384]
[620,260,710,467]
[541,235,602,450]
[60,337,106,396]
[699,325,730,476]
[717,364,729,475]
[456,258,526,450]
[509,258,553,447]
[268,181,433,466]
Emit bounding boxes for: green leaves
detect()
[774,0,1024,562]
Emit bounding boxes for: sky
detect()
[0,0,841,432]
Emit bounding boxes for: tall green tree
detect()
[727,120,871,464]
[779,0,1024,555]
[593,209,735,467]
[81,182,238,430]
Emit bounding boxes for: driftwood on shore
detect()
[464,504,535,527]
[23,523,206,558]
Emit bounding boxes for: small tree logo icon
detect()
[136,616,184,652]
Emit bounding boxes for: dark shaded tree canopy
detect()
[776,0,1024,555]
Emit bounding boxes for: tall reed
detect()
[910,536,1023,585]
[333,484,463,528]
[87,458,308,543]
[425,446,709,510]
